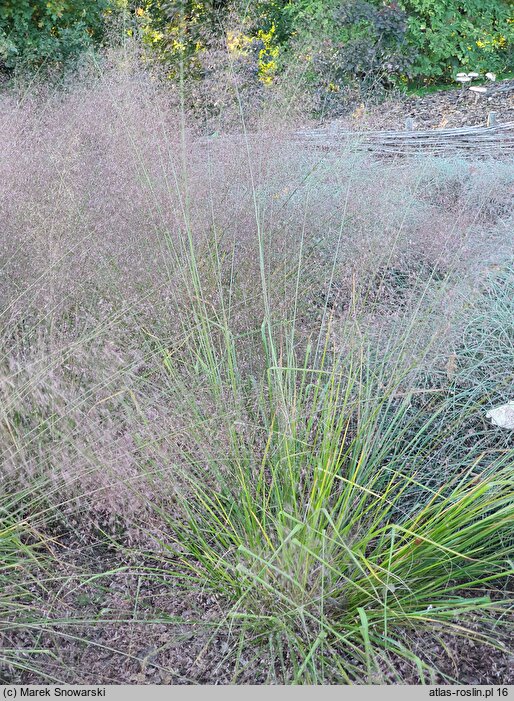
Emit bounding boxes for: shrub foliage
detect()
[0,0,108,71]
[1,0,512,87]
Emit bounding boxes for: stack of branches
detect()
[292,121,514,159]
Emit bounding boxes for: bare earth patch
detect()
[336,80,514,131]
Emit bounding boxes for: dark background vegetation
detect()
[1,0,513,108]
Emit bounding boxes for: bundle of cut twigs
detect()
[292,121,514,158]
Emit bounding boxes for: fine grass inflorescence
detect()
[0,63,513,683]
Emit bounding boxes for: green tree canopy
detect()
[0,0,109,71]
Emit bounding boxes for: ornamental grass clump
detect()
[144,261,514,682]
[0,62,513,682]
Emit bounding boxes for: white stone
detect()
[486,402,514,429]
